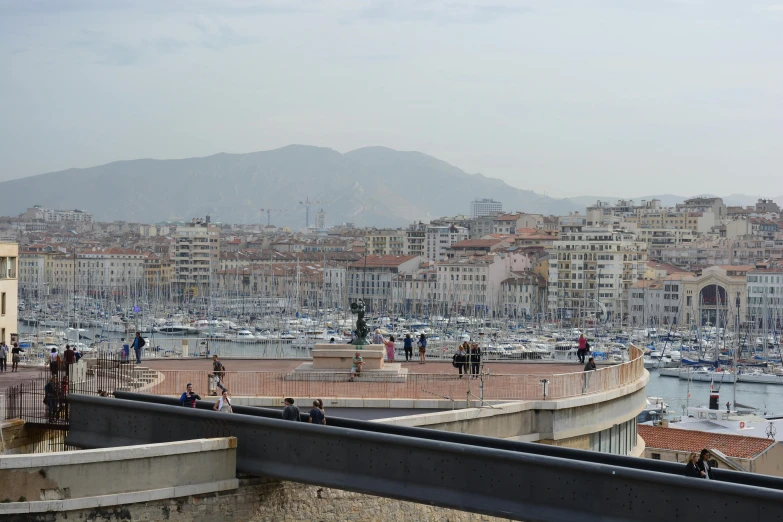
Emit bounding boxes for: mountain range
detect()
[0,145,780,228]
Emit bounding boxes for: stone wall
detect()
[2,478,512,522]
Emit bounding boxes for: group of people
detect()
[282,397,327,425]
[48,344,81,376]
[0,341,24,372]
[684,449,715,479]
[44,374,70,422]
[452,341,481,379]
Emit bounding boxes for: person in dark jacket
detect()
[132,332,146,364]
[179,383,201,408]
[697,449,714,479]
[684,453,702,478]
[582,357,596,394]
[453,344,467,378]
[469,343,481,379]
[403,334,414,362]
[282,397,300,421]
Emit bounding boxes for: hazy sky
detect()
[1,0,781,198]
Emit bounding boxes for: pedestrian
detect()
[309,400,326,425]
[0,341,8,372]
[11,342,24,372]
[131,332,146,364]
[403,334,413,362]
[282,397,300,421]
[59,375,70,420]
[726,401,731,413]
[44,376,59,422]
[582,356,596,394]
[212,389,233,413]
[349,352,364,381]
[64,344,75,366]
[329,337,336,344]
[684,453,702,478]
[453,344,467,378]
[577,334,587,364]
[697,449,714,480]
[469,342,481,379]
[384,335,396,363]
[49,347,60,376]
[373,329,384,345]
[417,333,427,364]
[210,354,227,396]
[179,383,201,408]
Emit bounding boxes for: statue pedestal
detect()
[289,344,407,382]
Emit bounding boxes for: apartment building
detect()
[746,266,783,329]
[365,229,407,256]
[499,271,547,319]
[0,242,18,344]
[406,222,427,258]
[173,217,221,296]
[628,273,690,327]
[655,238,783,271]
[676,197,727,219]
[346,255,424,312]
[548,223,647,322]
[77,247,146,289]
[470,198,502,218]
[24,206,94,223]
[425,225,469,262]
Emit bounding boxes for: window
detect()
[1,292,4,315]
[651,453,661,460]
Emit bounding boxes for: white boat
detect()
[234,329,258,343]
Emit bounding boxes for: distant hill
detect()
[1,146,779,227]
[0,146,581,227]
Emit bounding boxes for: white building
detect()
[173,217,221,296]
[346,255,424,312]
[0,243,19,345]
[77,247,147,289]
[470,198,502,219]
[548,222,647,323]
[425,225,469,262]
[746,267,783,330]
[24,206,93,223]
[315,209,327,230]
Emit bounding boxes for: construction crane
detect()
[298,197,325,230]
[259,208,289,226]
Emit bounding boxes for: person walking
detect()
[0,341,8,372]
[383,335,396,363]
[349,352,364,381]
[417,333,427,364]
[309,400,326,425]
[469,342,481,379]
[210,355,227,396]
[64,344,75,366]
[577,334,587,364]
[179,383,201,408]
[403,334,413,362]
[282,398,300,421]
[212,390,233,413]
[684,453,702,478]
[11,342,23,372]
[697,449,714,479]
[49,347,60,377]
[131,332,145,365]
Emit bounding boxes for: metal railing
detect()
[141,345,644,400]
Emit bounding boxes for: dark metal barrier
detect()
[113,391,783,492]
[68,395,783,522]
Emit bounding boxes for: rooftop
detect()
[638,424,776,459]
[349,255,417,268]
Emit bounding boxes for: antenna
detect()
[298,197,325,230]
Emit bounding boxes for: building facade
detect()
[470,198,502,218]
[0,243,18,345]
[173,218,221,297]
[425,225,469,262]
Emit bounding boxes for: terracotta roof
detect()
[638,425,776,459]
[349,255,416,268]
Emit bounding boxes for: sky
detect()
[1,0,781,198]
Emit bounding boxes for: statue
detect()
[350,300,370,346]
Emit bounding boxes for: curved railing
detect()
[140,345,645,401]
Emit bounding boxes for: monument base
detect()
[289,344,408,382]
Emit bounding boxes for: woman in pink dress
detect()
[383,335,396,362]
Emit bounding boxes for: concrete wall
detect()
[0,438,238,516]
[376,370,649,447]
[0,477,512,522]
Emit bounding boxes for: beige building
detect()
[365,229,407,257]
[0,242,19,344]
[680,266,749,327]
[173,218,221,297]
